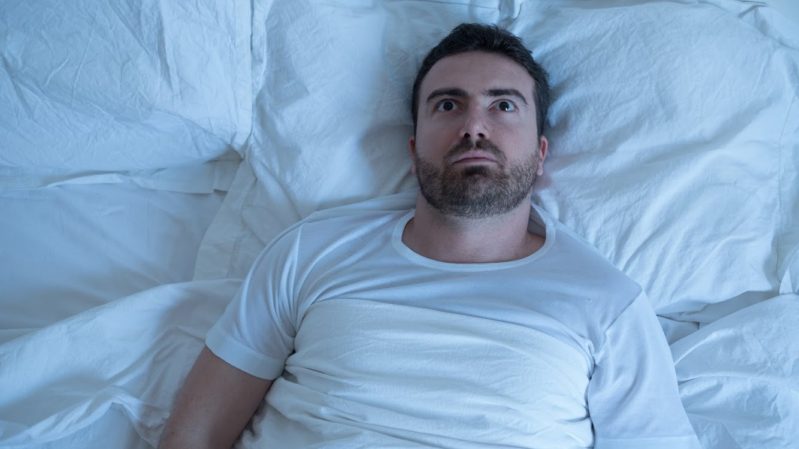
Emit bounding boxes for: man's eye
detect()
[496,100,516,112]
[436,100,456,112]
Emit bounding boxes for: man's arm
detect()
[158,346,273,449]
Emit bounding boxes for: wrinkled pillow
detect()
[0,0,251,174]
[518,1,798,319]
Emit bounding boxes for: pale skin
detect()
[158,50,547,449]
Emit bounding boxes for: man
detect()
[160,24,701,448]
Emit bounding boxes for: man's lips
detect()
[450,151,499,164]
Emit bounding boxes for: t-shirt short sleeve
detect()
[206,228,301,380]
[588,292,702,449]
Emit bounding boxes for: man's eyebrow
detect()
[426,88,468,103]
[425,87,529,105]
[485,88,528,105]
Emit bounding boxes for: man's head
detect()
[411,23,550,136]
[409,24,550,219]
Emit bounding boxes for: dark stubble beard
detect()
[414,138,538,219]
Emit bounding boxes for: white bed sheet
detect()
[673,294,799,449]
[5,407,150,449]
[0,179,225,343]
[0,280,240,448]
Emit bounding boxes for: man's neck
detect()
[402,195,544,264]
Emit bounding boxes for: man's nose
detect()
[460,107,488,140]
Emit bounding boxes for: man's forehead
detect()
[420,51,535,99]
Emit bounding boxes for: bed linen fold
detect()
[0,279,240,447]
[672,294,799,449]
[0,156,239,193]
[0,180,228,343]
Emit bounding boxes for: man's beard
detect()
[414,138,538,219]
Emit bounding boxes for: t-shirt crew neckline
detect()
[391,204,554,272]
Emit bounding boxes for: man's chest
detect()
[279,299,592,440]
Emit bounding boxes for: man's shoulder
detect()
[248,192,416,279]
[534,205,643,305]
[532,205,609,266]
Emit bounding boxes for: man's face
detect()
[410,51,548,218]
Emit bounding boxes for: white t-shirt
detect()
[207,193,701,449]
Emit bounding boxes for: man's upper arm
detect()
[159,346,273,449]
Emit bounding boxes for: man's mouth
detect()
[451,150,499,165]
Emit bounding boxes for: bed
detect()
[1,0,798,448]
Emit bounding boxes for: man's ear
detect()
[536,136,549,176]
[408,136,417,175]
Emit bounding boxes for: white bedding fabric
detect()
[0,280,241,447]
[1,0,798,448]
[673,294,799,449]
[0,180,226,343]
[0,0,251,174]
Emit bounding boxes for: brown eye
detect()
[497,100,516,112]
[436,100,456,112]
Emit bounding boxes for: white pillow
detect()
[196,0,506,278]
[215,0,502,274]
[516,1,798,319]
[247,0,504,217]
[202,0,799,319]
[0,0,250,174]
